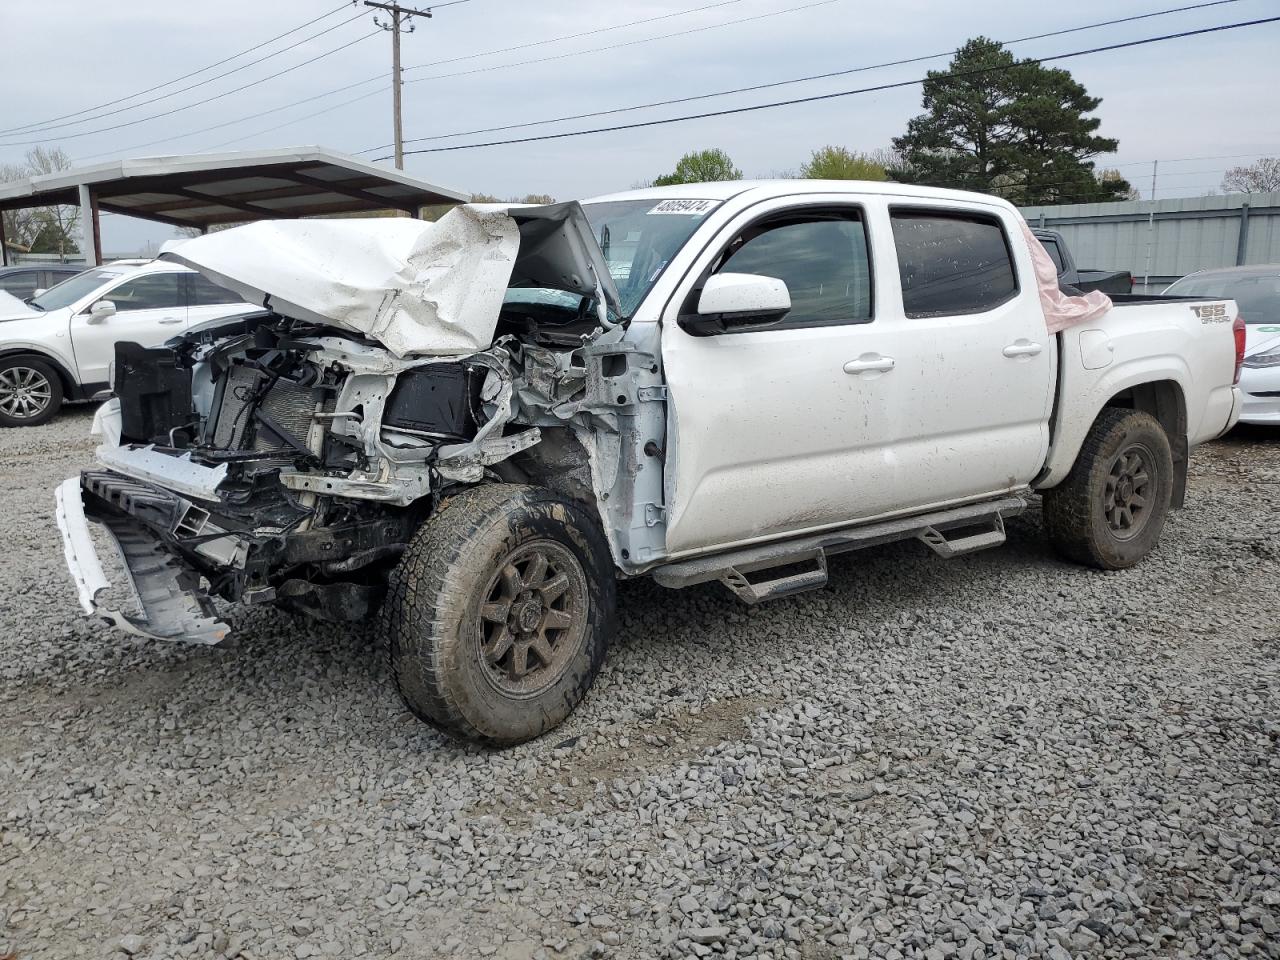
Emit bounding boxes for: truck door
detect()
[659,195,1054,558]
[69,271,187,388]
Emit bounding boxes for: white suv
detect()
[0,260,257,427]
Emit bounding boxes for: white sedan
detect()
[1165,265,1280,425]
[0,260,257,427]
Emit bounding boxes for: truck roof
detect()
[584,179,1020,213]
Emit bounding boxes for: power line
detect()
[387,15,1280,158]
[363,0,1249,155]
[0,27,380,148]
[0,5,364,138]
[198,88,389,153]
[0,2,354,137]
[73,80,388,164]
[401,0,748,75]
[401,0,841,89]
[68,0,819,161]
[1106,151,1276,167]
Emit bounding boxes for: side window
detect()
[0,271,39,299]
[890,210,1018,318]
[1040,238,1066,273]
[101,273,184,312]
[190,274,244,306]
[714,211,873,326]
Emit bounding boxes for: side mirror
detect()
[31,288,46,299]
[678,272,791,336]
[86,299,116,323]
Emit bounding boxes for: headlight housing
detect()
[1243,349,1280,369]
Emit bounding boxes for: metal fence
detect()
[4,251,88,266]
[1020,191,1280,293]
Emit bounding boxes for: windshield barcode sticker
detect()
[648,199,717,216]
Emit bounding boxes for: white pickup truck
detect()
[55,181,1243,744]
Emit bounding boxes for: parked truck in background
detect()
[1032,227,1134,295]
[56,181,1243,744]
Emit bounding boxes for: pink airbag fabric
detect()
[1018,219,1112,334]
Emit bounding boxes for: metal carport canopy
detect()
[0,145,468,266]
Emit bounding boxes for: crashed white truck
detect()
[56,182,1245,744]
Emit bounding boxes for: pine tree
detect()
[891,38,1132,204]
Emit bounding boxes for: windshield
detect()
[30,266,136,312]
[1165,272,1280,322]
[581,198,720,316]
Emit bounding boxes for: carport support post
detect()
[0,211,8,267]
[1236,202,1251,266]
[77,183,101,266]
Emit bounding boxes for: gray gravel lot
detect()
[1,406,1277,960]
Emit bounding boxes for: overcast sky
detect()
[2,0,1277,254]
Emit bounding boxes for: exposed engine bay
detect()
[60,201,673,643]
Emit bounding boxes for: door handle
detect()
[843,354,895,374]
[1002,340,1043,358]
[158,317,183,324]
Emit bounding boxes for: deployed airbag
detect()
[1019,219,1112,334]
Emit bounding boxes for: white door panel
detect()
[69,272,187,386]
[70,308,187,385]
[663,322,903,553]
[660,193,1055,558]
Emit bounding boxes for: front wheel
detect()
[382,484,615,745]
[0,357,62,427]
[1042,408,1174,570]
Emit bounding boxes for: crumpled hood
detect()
[160,201,619,358]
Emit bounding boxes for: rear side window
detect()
[190,274,244,305]
[102,273,184,311]
[0,271,39,298]
[715,211,873,326]
[890,210,1018,318]
[1040,239,1065,273]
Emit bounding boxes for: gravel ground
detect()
[1,406,1277,960]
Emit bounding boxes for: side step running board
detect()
[918,513,1007,559]
[651,497,1025,605]
[720,548,829,604]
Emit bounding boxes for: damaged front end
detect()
[56,202,672,644]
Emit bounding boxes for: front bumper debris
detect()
[55,477,230,645]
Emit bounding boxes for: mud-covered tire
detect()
[0,356,62,427]
[382,484,615,745]
[1042,408,1174,570]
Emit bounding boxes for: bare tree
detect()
[0,147,81,259]
[1222,157,1280,194]
[0,161,39,256]
[1096,168,1141,200]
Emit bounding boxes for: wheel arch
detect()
[1100,380,1188,507]
[0,348,79,401]
[1037,361,1192,500]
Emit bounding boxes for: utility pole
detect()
[363,0,433,170]
[1142,160,1159,291]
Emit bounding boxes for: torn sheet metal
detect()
[161,201,622,358]
[55,477,230,645]
[162,205,520,358]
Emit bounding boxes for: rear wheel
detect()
[1042,408,1173,569]
[0,357,62,427]
[382,484,615,745]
